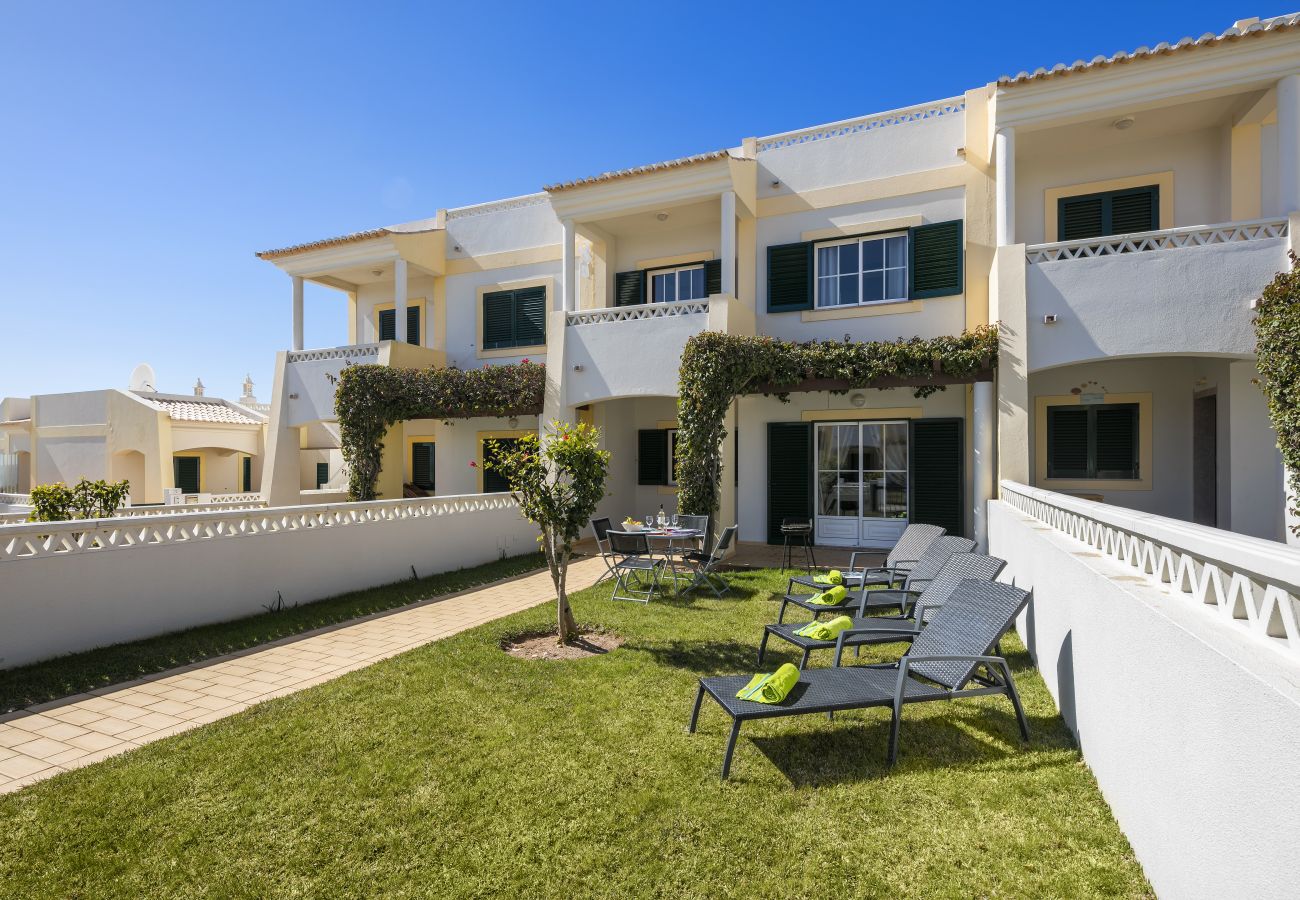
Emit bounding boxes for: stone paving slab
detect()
[0,557,605,795]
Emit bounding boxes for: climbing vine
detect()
[335,361,545,500]
[1254,251,1300,536]
[675,325,999,517]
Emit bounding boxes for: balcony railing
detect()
[1000,480,1300,659]
[286,344,380,364]
[1026,218,1289,264]
[565,300,709,326]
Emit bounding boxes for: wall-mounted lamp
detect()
[770,180,780,188]
[1042,314,1059,325]
[1112,116,1135,131]
[850,393,866,408]
[508,417,519,428]
[572,364,585,372]
[453,245,462,252]
[288,393,299,400]
[655,212,669,222]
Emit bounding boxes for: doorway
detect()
[814,421,909,547]
[1193,392,1217,527]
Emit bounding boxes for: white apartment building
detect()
[256,12,1300,548]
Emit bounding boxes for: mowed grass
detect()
[0,552,548,713]
[0,569,1151,898]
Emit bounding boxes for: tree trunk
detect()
[543,526,579,643]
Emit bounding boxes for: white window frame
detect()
[649,264,707,303]
[814,232,909,309]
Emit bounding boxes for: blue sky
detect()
[0,1,1283,402]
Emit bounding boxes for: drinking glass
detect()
[647,512,656,531]
[671,513,679,528]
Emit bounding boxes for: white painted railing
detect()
[0,497,268,525]
[566,300,709,326]
[0,493,29,506]
[1026,218,1289,263]
[756,97,965,152]
[286,343,380,364]
[1000,480,1300,657]
[0,492,518,562]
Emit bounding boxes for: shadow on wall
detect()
[1056,629,1077,738]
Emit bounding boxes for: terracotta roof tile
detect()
[543,149,733,192]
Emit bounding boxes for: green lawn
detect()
[0,569,1151,898]
[0,551,547,713]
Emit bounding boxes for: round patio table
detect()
[635,527,705,582]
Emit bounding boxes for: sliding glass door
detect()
[814,421,909,547]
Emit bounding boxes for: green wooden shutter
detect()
[378,308,397,342]
[1046,407,1091,478]
[406,305,421,345]
[242,456,252,493]
[1059,196,1105,241]
[173,457,200,494]
[1110,188,1158,235]
[767,422,812,544]
[909,220,964,299]
[482,438,520,493]
[1094,404,1139,478]
[615,270,646,306]
[482,290,515,349]
[704,259,722,296]
[637,429,668,486]
[909,418,964,537]
[412,442,435,490]
[513,287,546,346]
[316,462,329,489]
[767,242,813,312]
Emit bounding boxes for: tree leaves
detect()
[1254,252,1300,535]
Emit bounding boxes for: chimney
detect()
[194,378,205,397]
[241,374,256,405]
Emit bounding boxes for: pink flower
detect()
[469,461,478,468]
[521,358,530,364]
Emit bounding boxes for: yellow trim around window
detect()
[374,297,428,346]
[1043,172,1174,244]
[234,452,252,492]
[801,407,922,422]
[476,429,535,493]
[171,451,205,492]
[800,299,927,322]
[635,250,714,270]
[1034,392,1153,492]
[404,433,437,488]
[655,419,678,430]
[475,276,553,360]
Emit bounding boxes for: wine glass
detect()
[647,512,657,532]
[671,513,679,529]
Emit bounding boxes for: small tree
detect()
[29,478,131,522]
[1255,251,1300,536]
[485,422,608,643]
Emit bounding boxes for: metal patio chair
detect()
[659,514,710,575]
[590,517,618,583]
[776,535,976,624]
[788,523,945,593]
[607,530,666,603]
[688,579,1033,778]
[680,524,739,597]
[758,552,1007,668]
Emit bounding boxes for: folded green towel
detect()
[735,663,801,704]
[805,585,848,606]
[793,615,854,641]
[812,569,843,586]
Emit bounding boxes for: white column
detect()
[1278,74,1300,215]
[720,191,737,296]
[560,218,577,312]
[973,379,995,550]
[291,276,304,352]
[393,258,408,344]
[994,128,1016,246]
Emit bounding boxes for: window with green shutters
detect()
[615,270,646,306]
[411,442,435,491]
[378,305,421,345]
[909,418,964,537]
[482,287,546,349]
[618,259,720,306]
[241,456,252,493]
[637,429,669,485]
[482,438,521,492]
[767,219,963,312]
[316,462,329,489]
[173,456,200,494]
[1047,403,1139,479]
[766,422,812,544]
[1058,186,1159,241]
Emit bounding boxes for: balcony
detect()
[1022,218,1291,372]
[562,298,714,403]
[281,341,445,427]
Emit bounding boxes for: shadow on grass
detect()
[637,639,761,675]
[739,707,1067,787]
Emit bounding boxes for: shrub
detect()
[1254,251,1300,536]
[29,479,131,522]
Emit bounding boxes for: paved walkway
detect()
[0,557,606,794]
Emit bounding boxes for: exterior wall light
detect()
[656,212,669,221]
[1043,314,1059,325]
[850,393,866,408]
[572,364,584,372]
[1112,116,1135,130]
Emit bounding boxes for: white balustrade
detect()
[565,300,709,326]
[756,97,965,152]
[0,493,518,562]
[1026,218,1289,264]
[285,343,380,364]
[1000,480,1300,657]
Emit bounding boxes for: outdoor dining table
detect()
[628,526,705,582]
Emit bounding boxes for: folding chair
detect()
[607,530,666,603]
[680,525,739,597]
[590,517,618,583]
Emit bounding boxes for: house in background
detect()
[0,369,266,503]
[254,11,1300,547]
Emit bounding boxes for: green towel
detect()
[735,663,801,704]
[812,569,843,586]
[805,584,848,606]
[793,615,854,641]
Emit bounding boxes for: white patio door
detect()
[814,421,909,548]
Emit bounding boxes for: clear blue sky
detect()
[0,1,1283,402]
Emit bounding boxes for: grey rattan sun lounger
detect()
[689,580,1032,778]
[758,552,1007,668]
[788,523,945,593]
[777,535,976,623]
